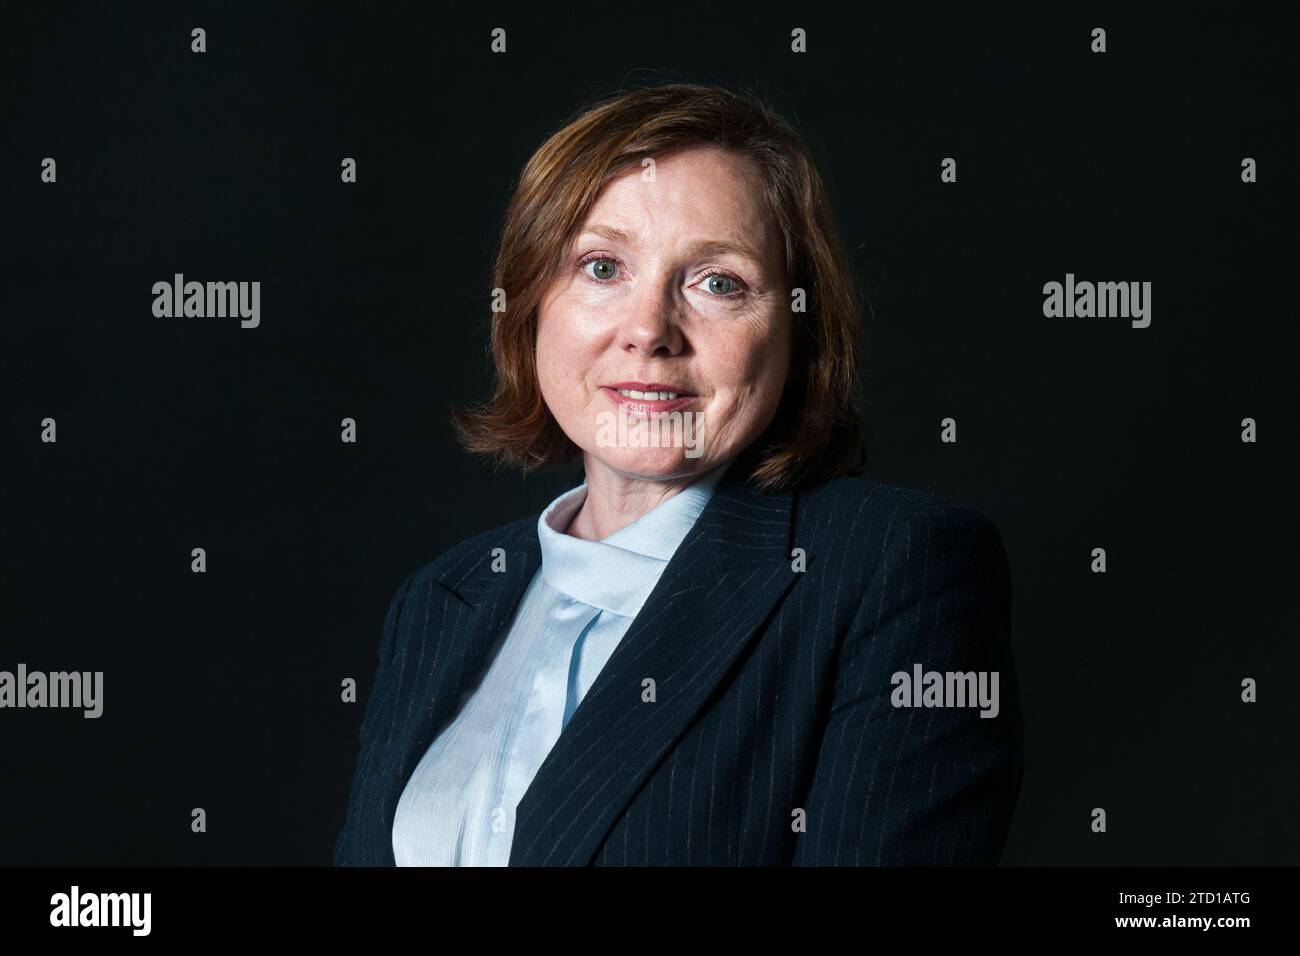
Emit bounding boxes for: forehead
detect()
[579,147,779,262]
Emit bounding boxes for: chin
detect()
[588,446,709,481]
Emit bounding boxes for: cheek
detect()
[539,292,604,356]
[710,316,791,404]
[536,301,602,413]
[534,321,559,392]
[537,295,575,367]
[535,313,573,414]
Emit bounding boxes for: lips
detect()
[601,385,697,414]
[605,381,697,400]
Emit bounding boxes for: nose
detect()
[618,279,684,358]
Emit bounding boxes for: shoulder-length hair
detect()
[451,81,865,492]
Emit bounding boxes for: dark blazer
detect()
[333,461,1023,866]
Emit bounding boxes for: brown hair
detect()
[451,81,865,492]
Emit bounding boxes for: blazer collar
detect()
[413,450,800,865]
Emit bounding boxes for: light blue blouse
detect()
[391,462,730,866]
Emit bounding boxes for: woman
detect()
[334,82,1023,866]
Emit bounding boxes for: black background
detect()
[2,2,1295,866]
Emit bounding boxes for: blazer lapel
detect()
[382,517,541,861]
[509,468,801,866]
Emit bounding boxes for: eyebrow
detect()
[579,223,770,267]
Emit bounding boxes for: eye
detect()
[697,270,748,299]
[578,253,620,282]
[576,252,748,300]
[701,273,734,296]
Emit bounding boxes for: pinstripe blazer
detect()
[333,460,1023,866]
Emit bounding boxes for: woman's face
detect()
[535,146,792,484]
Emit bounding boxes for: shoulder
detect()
[385,512,536,611]
[796,471,1005,537]
[791,472,1011,597]
[364,512,537,667]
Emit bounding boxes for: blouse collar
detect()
[536,461,731,617]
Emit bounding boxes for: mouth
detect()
[607,381,694,398]
[602,381,699,414]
